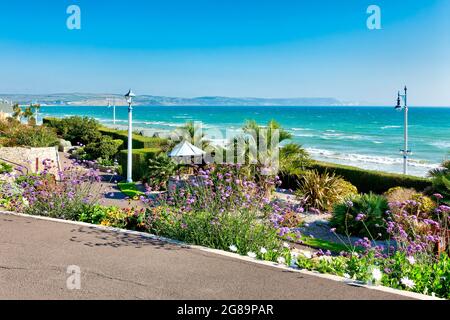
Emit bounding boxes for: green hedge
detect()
[43,118,168,150]
[99,126,168,149]
[117,148,162,181]
[281,161,432,194]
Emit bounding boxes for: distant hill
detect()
[0,93,349,106]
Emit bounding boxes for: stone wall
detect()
[0,147,60,175]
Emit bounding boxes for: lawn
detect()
[117,182,145,198]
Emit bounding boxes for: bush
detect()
[429,160,450,204]
[46,116,101,145]
[281,161,432,194]
[143,153,177,190]
[295,170,357,212]
[3,125,59,147]
[330,193,389,239]
[84,136,122,161]
[0,161,13,174]
[148,206,282,254]
[99,126,171,150]
[117,148,162,181]
[11,162,103,220]
[385,187,436,216]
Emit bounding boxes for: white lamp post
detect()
[395,86,410,175]
[125,89,136,183]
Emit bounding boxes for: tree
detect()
[12,104,22,121]
[429,160,450,203]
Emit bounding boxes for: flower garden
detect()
[1,115,450,299]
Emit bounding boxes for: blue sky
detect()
[0,0,449,105]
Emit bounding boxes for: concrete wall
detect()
[0,147,60,175]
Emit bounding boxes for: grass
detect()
[301,236,356,253]
[117,182,145,198]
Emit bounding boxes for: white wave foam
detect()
[430,141,450,149]
[381,125,401,129]
[306,148,439,169]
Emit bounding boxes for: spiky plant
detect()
[428,160,450,203]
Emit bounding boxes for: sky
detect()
[0,0,449,105]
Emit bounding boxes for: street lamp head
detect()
[124,89,136,104]
[395,92,402,110]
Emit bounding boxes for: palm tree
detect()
[22,106,35,125]
[144,154,177,190]
[279,143,311,176]
[428,160,450,202]
[12,104,22,121]
[174,121,209,149]
[238,120,293,174]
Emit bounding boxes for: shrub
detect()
[84,136,122,161]
[99,126,171,150]
[385,187,436,216]
[143,153,177,190]
[330,193,389,239]
[295,170,357,212]
[148,206,282,254]
[48,116,102,145]
[429,160,450,204]
[0,161,13,174]
[117,148,162,181]
[2,124,59,147]
[281,161,432,194]
[15,162,103,220]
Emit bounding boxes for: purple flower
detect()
[355,213,365,221]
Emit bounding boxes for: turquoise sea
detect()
[39,106,450,177]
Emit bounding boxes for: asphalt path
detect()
[0,214,413,300]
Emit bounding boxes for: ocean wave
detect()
[429,141,450,149]
[306,148,439,169]
[381,125,401,129]
[291,127,312,131]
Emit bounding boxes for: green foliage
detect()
[309,161,432,194]
[46,116,101,145]
[429,160,450,203]
[84,135,122,160]
[78,204,108,225]
[148,206,282,254]
[2,124,59,147]
[117,182,145,198]
[295,170,357,212]
[143,153,177,189]
[330,193,389,239]
[117,148,162,181]
[296,251,450,299]
[0,161,13,174]
[279,143,312,176]
[99,126,171,150]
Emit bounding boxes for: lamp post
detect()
[395,86,410,175]
[125,89,136,183]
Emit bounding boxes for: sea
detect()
[38,106,450,177]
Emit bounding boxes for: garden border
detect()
[0,210,440,301]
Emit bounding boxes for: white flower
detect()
[247,251,257,258]
[277,257,286,264]
[290,251,299,259]
[283,242,290,248]
[260,247,267,254]
[406,256,416,265]
[229,245,237,252]
[302,251,312,259]
[22,197,30,207]
[371,268,383,283]
[343,273,351,279]
[401,277,415,289]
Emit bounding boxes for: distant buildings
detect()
[0,99,13,120]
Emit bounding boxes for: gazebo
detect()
[169,140,205,165]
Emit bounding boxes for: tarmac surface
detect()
[0,214,413,300]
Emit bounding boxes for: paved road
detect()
[0,214,412,300]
